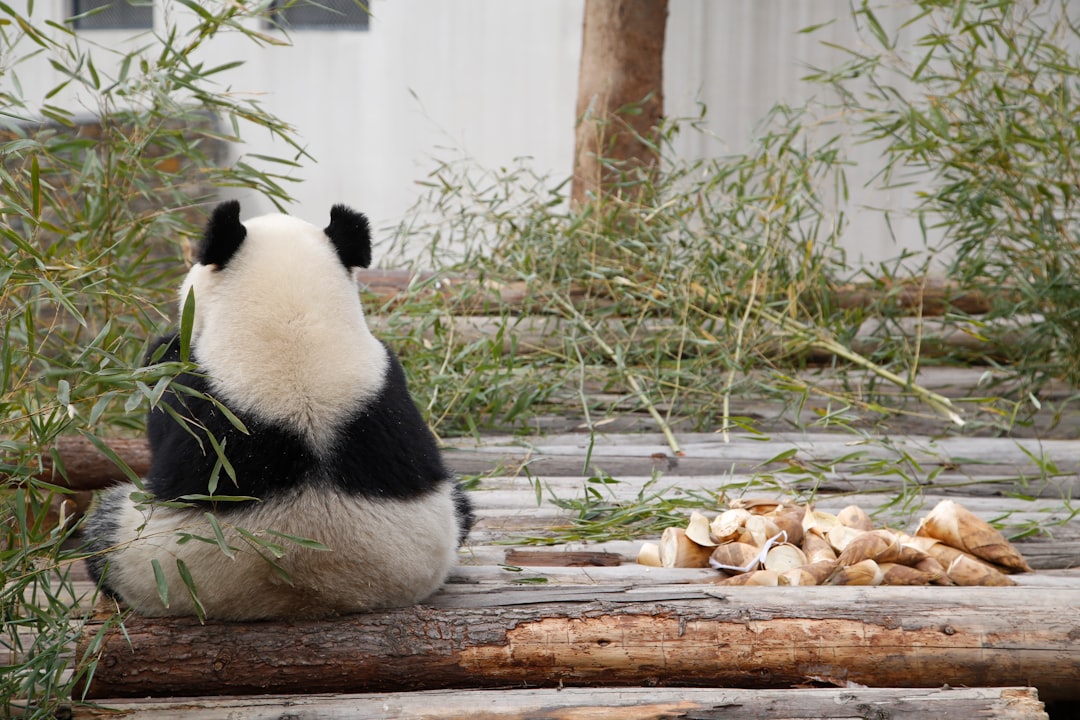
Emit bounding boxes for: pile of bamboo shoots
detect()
[637,499,1033,586]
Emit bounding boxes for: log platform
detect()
[71,687,1049,719]
[46,382,1080,718]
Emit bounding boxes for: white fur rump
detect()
[93,483,461,620]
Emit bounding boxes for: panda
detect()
[83,200,474,621]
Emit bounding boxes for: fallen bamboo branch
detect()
[751,306,966,426]
[550,294,683,456]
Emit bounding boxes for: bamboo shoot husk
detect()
[894,528,1010,587]
[770,506,805,547]
[800,559,840,584]
[946,553,1016,587]
[730,498,784,514]
[906,537,1015,587]
[838,529,929,567]
[915,500,1032,573]
[803,510,839,536]
[780,567,819,586]
[685,511,718,547]
[827,559,884,586]
[709,542,763,573]
[801,532,838,563]
[837,504,874,531]
[837,530,896,566]
[716,569,783,586]
[741,515,781,547]
[914,556,951,585]
[636,542,662,567]
[880,562,939,586]
[827,524,865,553]
[660,527,713,568]
[710,508,751,543]
[764,544,808,574]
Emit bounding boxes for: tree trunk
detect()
[77,584,1080,701]
[571,0,668,207]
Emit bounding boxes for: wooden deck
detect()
[59,405,1080,718]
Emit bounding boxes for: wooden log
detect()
[464,542,1080,579]
[362,314,1030,360]
[474,430,1080,467]
[77,585,1080,701]
[356,270,1002,318]
[501,549,621,567]
[65,686,1049,720]
[39,428,1068,487]
[476,468,1080,501]
[1013,542,1080,570]
[832,276,999,316]
[19,433,1080,569]
[451,563,718,586]
[358,270,608,315]
[24,435,150,491]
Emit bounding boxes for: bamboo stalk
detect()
[752,305,965,426]
[551,294,683,456]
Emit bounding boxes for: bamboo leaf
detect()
[29,154,40,217]
[238,527,286,559]
[179,494,258,503]
[204,433,233,493]
[78,431,145,489]
[151,559,170,609]
[176,559,206,622]
[179,287,196,364]
[265,529,331,552]
[203,512,237,559]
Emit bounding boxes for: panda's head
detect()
[178,201,389,449]
[181,200,371,321]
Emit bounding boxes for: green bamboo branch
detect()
[552,295,683,456]
[753,305,965,427]
[720,270,762,443]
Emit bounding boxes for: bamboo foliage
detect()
[0,4,305,717]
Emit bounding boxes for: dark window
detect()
[269,1,370,31]
[70,1,153,30]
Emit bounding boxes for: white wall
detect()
[664,1,935,269]
[5,1,948,268]
[203,0,587,232]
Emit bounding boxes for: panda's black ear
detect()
[324,204,372,269]
[198,200,246,269]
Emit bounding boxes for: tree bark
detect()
[77,584,1080,701]
[571,0,668,207]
